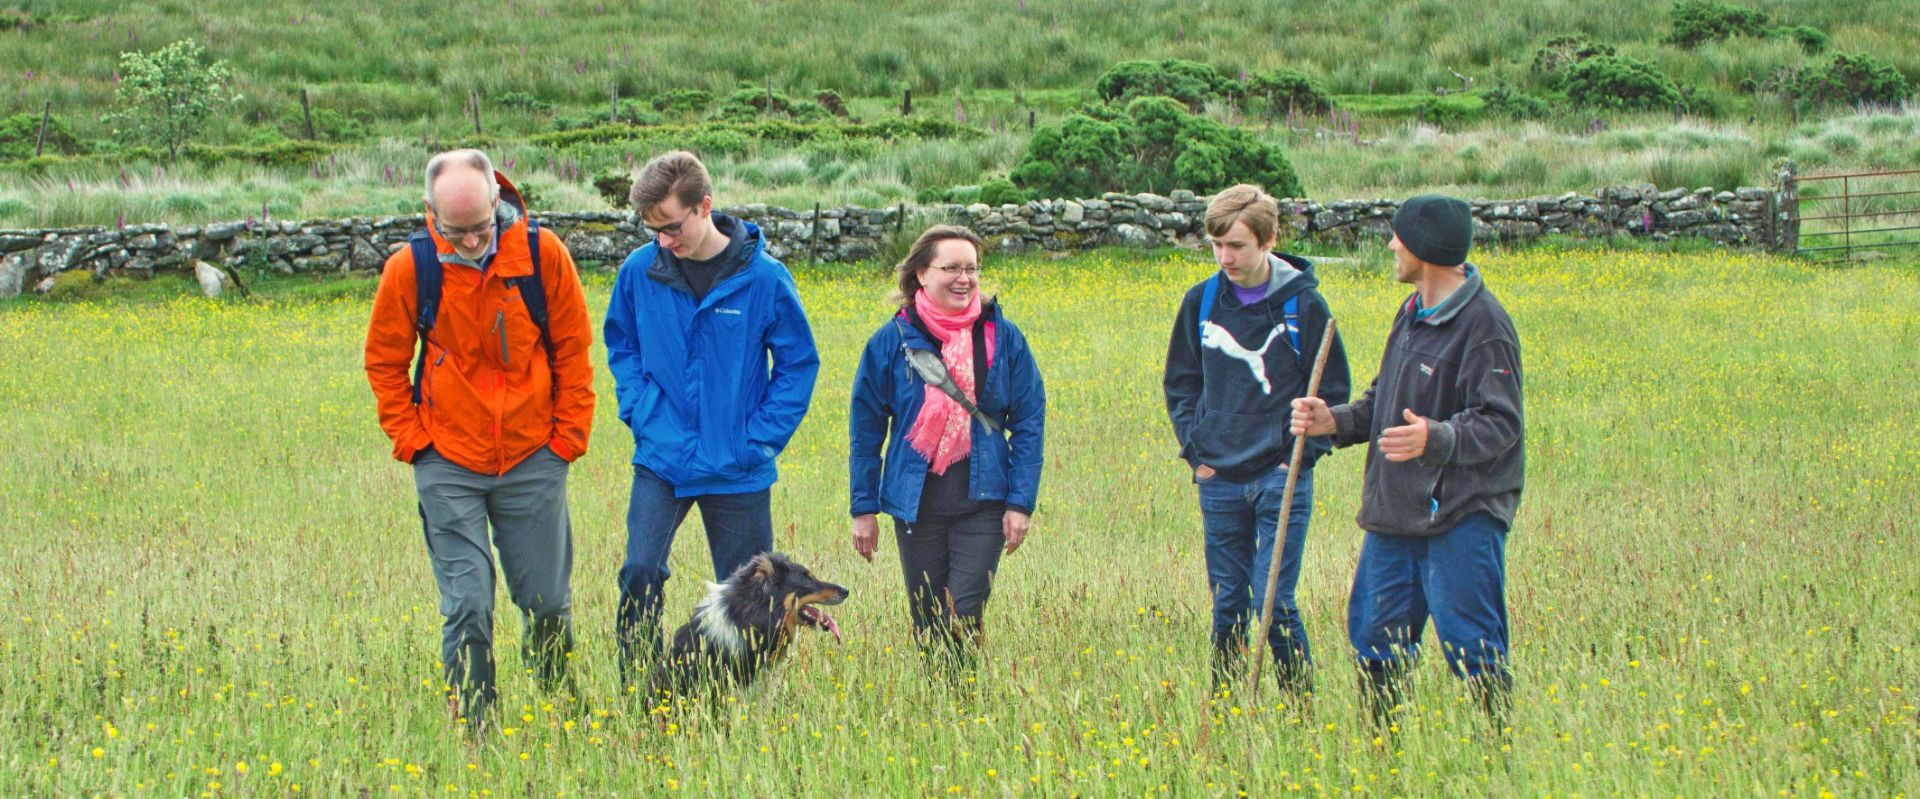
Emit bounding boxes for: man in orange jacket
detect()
[364,149,595,730]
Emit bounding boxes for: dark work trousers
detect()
[414,446,575,724]
[892,458,1005,656]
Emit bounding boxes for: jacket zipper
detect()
[495,309,508,366]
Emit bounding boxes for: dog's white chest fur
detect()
[693,582,749,656]
[1201,320,1296,395]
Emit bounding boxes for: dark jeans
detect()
[615,465,773,679]
[894,460,1004,654]
[1199,466,1314,685]
[1347,511,1510,680]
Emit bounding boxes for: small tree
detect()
[1565,55,1683,111]
[102,40,239,163]
[1795,52,1912,107]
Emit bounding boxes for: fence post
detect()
[1773,159,1799,255]
[35,100,51,157]
[808,202,822,264]
[301,88,315,140]
[469,90,482,136]
[610,84,619,124]
[902,88,912,116]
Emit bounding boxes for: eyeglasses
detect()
[649,206,702,239]
[433,202,498,242]
[932,264,981,277]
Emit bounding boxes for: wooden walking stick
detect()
[1248,318,1337,704]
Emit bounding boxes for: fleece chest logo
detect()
[1201,320,1298,395]
[713,307,743,316]
[1419,363,1435,377]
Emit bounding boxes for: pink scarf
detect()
[905,289,994,475]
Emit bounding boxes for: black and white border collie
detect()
[651,552,848,696]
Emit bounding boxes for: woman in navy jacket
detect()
[849,225,1046,662]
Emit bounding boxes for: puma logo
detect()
[1200,320,1297,395]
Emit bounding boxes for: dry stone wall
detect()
[0,182,1790,298]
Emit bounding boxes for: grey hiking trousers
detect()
[414,446,574,718]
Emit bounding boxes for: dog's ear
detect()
[751,553,778,581]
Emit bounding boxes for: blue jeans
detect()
[1347,511,1509,680]
[1199,467,1314,679]
[615,466,773,675]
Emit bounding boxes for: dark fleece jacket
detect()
[1330,265,1525,537]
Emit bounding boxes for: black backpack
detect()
[408,220,554,405]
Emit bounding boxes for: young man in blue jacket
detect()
[603,151,821,686]
[1164,184,1350,696]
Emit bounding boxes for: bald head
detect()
[424,149,501,258]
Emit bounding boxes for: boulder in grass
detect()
[194,260,229,298]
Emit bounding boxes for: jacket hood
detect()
[648,213,764,297]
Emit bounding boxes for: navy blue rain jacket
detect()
[848,301,1045,521]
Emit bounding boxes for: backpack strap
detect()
[509,219,556,368]
[408,231,442,406]
[1283,293,1301,355]
[1196,272,1220,337]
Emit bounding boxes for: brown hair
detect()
[1204,183,1281,245]
[892,225,984,307]
[629,150,711,215]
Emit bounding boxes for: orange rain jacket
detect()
[364,172,595,475]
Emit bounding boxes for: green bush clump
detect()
[1666,0,1770,48]
[713,88,834,123]
[531,117,976,149]
[1093,59,1233,111]
[1565,56,1683,111]
[1795,52,1912,107]
[1530,34,1615,87]
[651,89,714,116]
[0,112,86,160]
[494,92,553,113]
[1246,68,1334,114]
[1481,83,1551,119]
[278,105,369,142]
[1776,25,1829,55]
[182,140,333,168]
[1011,96,1300,199]
[976,177,1027,206]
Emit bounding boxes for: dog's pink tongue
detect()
[818,610,842,643]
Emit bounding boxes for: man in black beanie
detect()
[1290,194,1525,735]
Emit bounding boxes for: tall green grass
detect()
[0,248,1916,795]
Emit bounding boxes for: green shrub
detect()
[713,87,834,123]
[1093,59,1232,111]
[1530,34,1616,86]
[277,105,369,142]
[1775,25,1829,55]
[1415,97,1473,127]
[1480,83,1551,119]
[652,89,714,116]
[182,140,332,168]
[493,92,553,113]
[1011,95,1300,199]
[1246,68,1333,115]
[1666,0,1770,48]
[1795,52,1912,107]
[1565,56,1683,111]
[0,112,86,161]
[977,177,1026,206]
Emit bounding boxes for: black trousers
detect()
[893,459,1004,644]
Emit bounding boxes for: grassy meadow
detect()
[0,247,1916,796]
